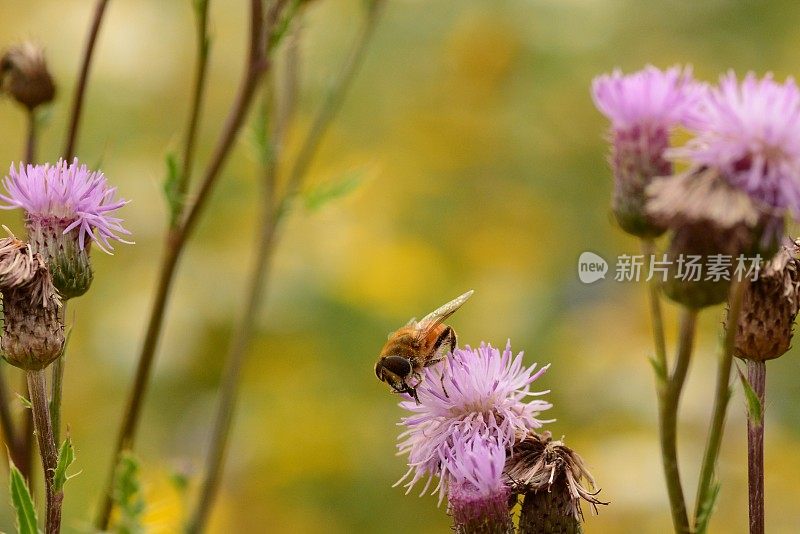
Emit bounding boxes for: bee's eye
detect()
[382,355,412,377]
[374,362,383,380]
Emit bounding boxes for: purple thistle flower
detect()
[446,436,512,532]
[0,158,131,253]
[669,72,800,213]
[394,341,551,500]
[591,65,704,237]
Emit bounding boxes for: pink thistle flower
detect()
[394,341,551,500]
[670,72,800,213]
[0,158,130,253]
[591,65,704,237]
[0,158,131,299]
[446,436,512,532]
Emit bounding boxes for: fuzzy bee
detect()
[374,290,473,402]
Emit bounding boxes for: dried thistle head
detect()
[505,431,607,532]
[735,239,800,361]
[0,236,64,370]
[0,42,55,110]
[647,167,780,308]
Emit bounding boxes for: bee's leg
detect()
[430,326,457,399]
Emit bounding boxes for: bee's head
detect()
[375,356,419,403]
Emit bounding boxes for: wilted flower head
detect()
[446,436,512,533]
[507,432,607,532]
[670,72,800,213]
[0,236,63,370]
[395,341,551,499]
[0,42,55,110]
[592,65,703,237]
[735,239,800,361]
[0,159,131,298]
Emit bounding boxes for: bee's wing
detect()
[415,290,474,335]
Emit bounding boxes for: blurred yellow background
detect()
[2,0,800,532]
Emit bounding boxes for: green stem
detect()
[642,238,668,379]
[746,359,766,534]
[27,369,62,534]
[50,302,68,445]
[693,279,748,533]
[658,308,697,534]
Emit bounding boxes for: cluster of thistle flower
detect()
[392,342,605,533]
[0,160,129,371]
[613,253,762,283]
[593,66,800,353]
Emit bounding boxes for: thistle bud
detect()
[0,42,55,110]
[0,238,64,370]
[735,240,800,361]
[591,66,703,238]
[505,432,606,534]
[27,215,93,300]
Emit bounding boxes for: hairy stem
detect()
[93,1,276,529]
[658,308,697,534]
[63,0,110,160]
[746,360,766,534]
[693,279,748,533]
[27,369,62,534]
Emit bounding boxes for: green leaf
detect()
[737,364,763,426]
[8,458,39,534]
[53,436,78,493]
[163,152,182,227]
[303,168,367,212]
[113,452,146,534]
[15,394,31,410]
[694,480,721,534]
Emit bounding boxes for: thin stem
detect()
[642,238,668,376]
[693,279,748,533]
[187,5,384,528]
[175,0,211,224]
[658,308,697,534]
[50,303,68,445]
[282,0,385,201]
[94,1,274,529]
[0,364,19,465]
[25,110,37,165]
[185,170,279,534]
[746,360,766,534]
[63,0,110,161]
[27,369,62,534]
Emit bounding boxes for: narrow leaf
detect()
[303,168,367,212]
[53,436,77,493]
[163,152,182,227]
[695,480,721,534]
[737,365,763,426]
[8,458,39,534]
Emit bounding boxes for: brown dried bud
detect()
[735,240,800,361]
[0,42,56,110]
[506,432,607,534]
[0,237,64,370]
[647,168,782,308]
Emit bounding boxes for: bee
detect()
[374,290,474,402]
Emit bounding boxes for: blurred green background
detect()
[2,0,800,532]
